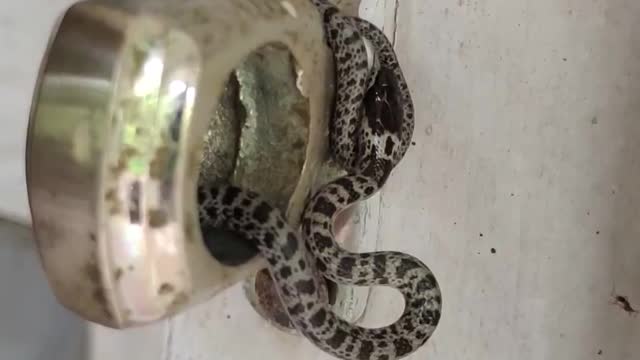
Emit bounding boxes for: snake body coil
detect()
[198,2,442,359]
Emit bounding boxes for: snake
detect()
[198,1,442,359]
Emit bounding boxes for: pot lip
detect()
[25,0,330,329]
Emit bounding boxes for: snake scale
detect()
[198,1,442,359]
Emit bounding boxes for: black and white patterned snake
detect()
[198,1,442,359]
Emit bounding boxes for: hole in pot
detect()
[197,43,309,266]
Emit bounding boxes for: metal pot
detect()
[27,0,377,332]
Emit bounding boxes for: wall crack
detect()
[391,0,400,46]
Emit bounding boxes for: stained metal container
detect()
[27,0,378,331]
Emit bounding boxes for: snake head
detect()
[364,66,402,135]
[356,66,403,186]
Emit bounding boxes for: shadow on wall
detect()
[0,218,87,360]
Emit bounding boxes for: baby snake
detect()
[198,1,442,359]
